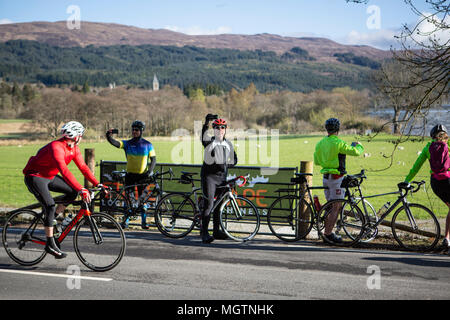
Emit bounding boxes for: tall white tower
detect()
[153,74,159,91]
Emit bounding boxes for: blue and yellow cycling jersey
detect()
[119,138,156,174]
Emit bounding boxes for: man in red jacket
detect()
[23,121,101,259]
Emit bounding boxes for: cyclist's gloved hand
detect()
[205,114,218,124]
[79,188,91,203]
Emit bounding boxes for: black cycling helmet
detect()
[131,120,145,131]
[325,118,340,133]
[430,124,447,138]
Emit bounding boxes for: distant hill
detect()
[0,21,391,62]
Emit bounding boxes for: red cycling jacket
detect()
[23,138,99,192]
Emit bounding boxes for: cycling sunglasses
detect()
[213,125,227,130]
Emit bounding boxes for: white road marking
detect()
[0,269,113,281]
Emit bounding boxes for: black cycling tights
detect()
[24,175,78,227]
[201,173,226,218]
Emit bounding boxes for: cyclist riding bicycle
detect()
[200,114,238,243]
[405,124,450,252]
[314,117,364,243]
[23,121,103,259]
[106,120,156,229]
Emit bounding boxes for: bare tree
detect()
[347,0,449,123]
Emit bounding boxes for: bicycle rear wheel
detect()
[73,212,126,272]
[220,196,260,242]
[154,193,196,238]
[267,195,314,242]
[317,199,365,247]
[2,210,47,266]
[391,203,440,252]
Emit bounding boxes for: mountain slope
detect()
[0,21,391,62]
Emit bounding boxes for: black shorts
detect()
[24,175,78,226]
[430,177,450,204]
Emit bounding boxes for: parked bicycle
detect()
[154,171,260,242]
[2,187,126,271]
[267,173,331,242]
[99,169,174,228]
[318,170,441,251]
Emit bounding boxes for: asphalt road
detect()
[1,229,449,302]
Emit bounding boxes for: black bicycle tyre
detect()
[2,210,47,266]
[317,199,365,247]
[154,193,196,238]
[391,203,440,252]
[219,196,260,242]
[267,195,314,242]
[73,212,126,272]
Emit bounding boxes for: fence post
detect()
[298,161,313,237]
[84,148,95,188]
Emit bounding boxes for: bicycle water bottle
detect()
[53,219,62,238]
[377,202,390,216]
[62,214,73,228]
[313,195,321,211]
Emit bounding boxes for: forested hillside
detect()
[0,40,382,92]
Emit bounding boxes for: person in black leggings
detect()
[200,115,238,243]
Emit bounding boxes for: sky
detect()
[0,0,444,49]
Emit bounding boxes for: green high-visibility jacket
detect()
[314,135,364,175]
[405,140,450,183]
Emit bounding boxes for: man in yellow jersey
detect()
[107,120,156,229]
[314,118,364,244]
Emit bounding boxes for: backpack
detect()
[429,141,450,177]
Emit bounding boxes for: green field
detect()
[0,133,447,218]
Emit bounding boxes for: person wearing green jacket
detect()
[314,118,364,243]
[405,124,450,252]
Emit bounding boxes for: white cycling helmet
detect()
[61,121,85,139]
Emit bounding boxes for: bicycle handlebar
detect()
[397,180,425,194]
[227,174,250,188]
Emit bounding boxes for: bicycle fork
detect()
[227,192,243,219]
[84,211,103,245]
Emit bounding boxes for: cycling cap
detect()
[325,118,340,133]
[430,124,447,138]
[132,120,146,131]
[212,118,227,128]
[61,121,85,139]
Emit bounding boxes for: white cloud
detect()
[342,12,450,50]
[343,28,401,49]
[0,19,13,25]
[164,25,232,35]
[409,12,450,47]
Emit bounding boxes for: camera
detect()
[111,129,119,134]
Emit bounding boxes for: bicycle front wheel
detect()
[74,212,126,272]
[2,210,47,266]
[391,203,440,252]
[154,193,196,238]
[267,195,314,242]
[220,196,260,242]
[317,199,365,247]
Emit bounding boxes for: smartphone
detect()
[111,129,119,134]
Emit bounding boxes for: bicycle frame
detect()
[349,184,416,230]
[28,202,97,246]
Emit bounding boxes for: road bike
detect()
[99,169,173,228]
[2,187,126,272]
[154,171,260,242]
[267,173,332,242]
[319,170,441,251]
